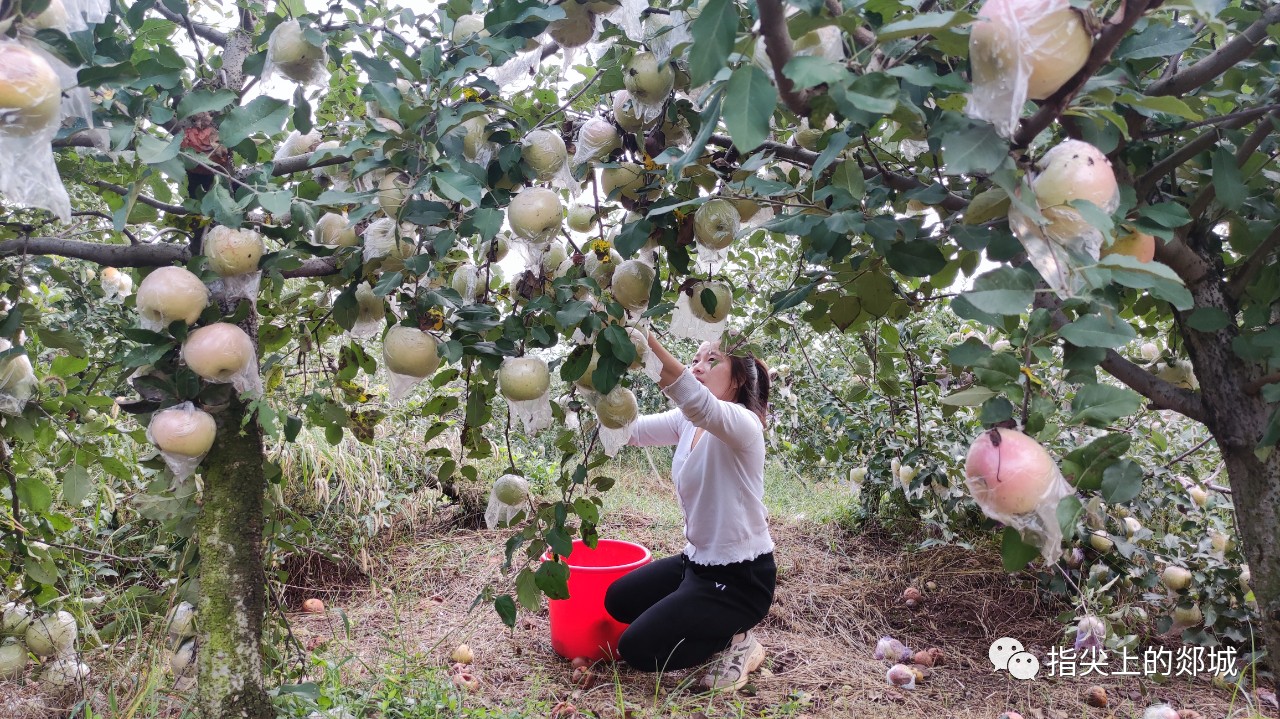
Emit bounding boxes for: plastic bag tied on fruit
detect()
[0,339,37,416]
[349,282,388,340]
[582,389,635,457]
[573,116,621,167]
[0,40,71,221]
[670,292,729,343]
[146,402,215,481]
[964,429,1073,564]
[485,474,529,530]
[1007,144,1120,297]
[265,19,329,88]
[362,218,412,265]
[459,115,498,169]
[273,130,322,162]
[965,0,1071,138]
[383,353,428,404]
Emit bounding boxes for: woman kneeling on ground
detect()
[604,332,775,691]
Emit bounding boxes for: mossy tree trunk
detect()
[194,283,272,719]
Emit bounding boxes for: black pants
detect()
[603,552,776,672]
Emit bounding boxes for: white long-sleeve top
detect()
[628,368,774,565]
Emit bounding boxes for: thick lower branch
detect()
[1034,292,1208,423]
[0,237,186,266]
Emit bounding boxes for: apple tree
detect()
[1,0,1279,716]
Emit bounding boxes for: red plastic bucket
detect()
[542,538,651,662]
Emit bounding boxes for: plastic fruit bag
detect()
[485,474,529,530]
[146,402,217,481]
[963,427,1073,564]
[0,339,37,416]
[265,19,329,87]
[965,0,1092,138]
[0,40,70,221]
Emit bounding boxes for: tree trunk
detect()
[194,284,271,719]
[195,389,273,719]
[1178,258,1280,678]
[1219,444,1280,678]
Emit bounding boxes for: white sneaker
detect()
[699,631,765,691]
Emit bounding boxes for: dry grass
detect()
[270,498,1272,719]
[2,462,1274,719]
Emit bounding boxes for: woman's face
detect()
[691,342,737,401]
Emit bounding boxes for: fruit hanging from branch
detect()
[1007,139,1118,295]
[508,187,564,243]
[966,0,1093,136]
[181,323,260,395]
[267,18,328,85]
[964,427,1073,562]
[136,266,210,330]
[0,42,61,138]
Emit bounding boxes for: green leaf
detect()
[1211,147,1245,212]
[1058,313,1137,348]
[1056,495,1084,539]
[258,190,293,217]
[962,186,1011,225]
[837,73,899,115]
[943,124,1009,175]
[961,268,1034,315]
[687,0,737,87]
[534,558,571,600]
[939,385,997,406]
[1137,203,1191,229]
[1001,527,1039,572]
[50,355,89,376]
[219,97,291,147]
[1070,384,1143,427]
[1061,433,1131,491]
[433,171,483,207]
[783,56,846,90]
[885,241,947,277]
[515,567,541,611]
[493,594,517,629]
[1115,22,1196,60]
[18,476,53,514]
[1101,460,1144,505]
[876,10,966,41]
[176,89,237,119]
[1117,92,1201,121]
[62,466,92,505]
[830,160,864,201]
[722,65,777,153]
[138,134,181,165]
[1185,307,1231,332]
[1095,255,1193,310]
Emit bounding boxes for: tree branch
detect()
[1034,291,1208,423]
[1146,4,1280,99]
[1139,103,1280,138]
[706,135,968,212]
[151,4,228,46]
[1187,110,1280,219]
[0,237,341,278]
[1012,0,1157,149]
[0,237,187,266]
[87,180,191,215]
[758,0,813,117]
[1132,109,1262,198]
[269,149,353,177]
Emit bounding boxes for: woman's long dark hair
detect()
[728,354,770,426]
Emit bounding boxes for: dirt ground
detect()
[3,481,1276,719]
[276,493,1275,719]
